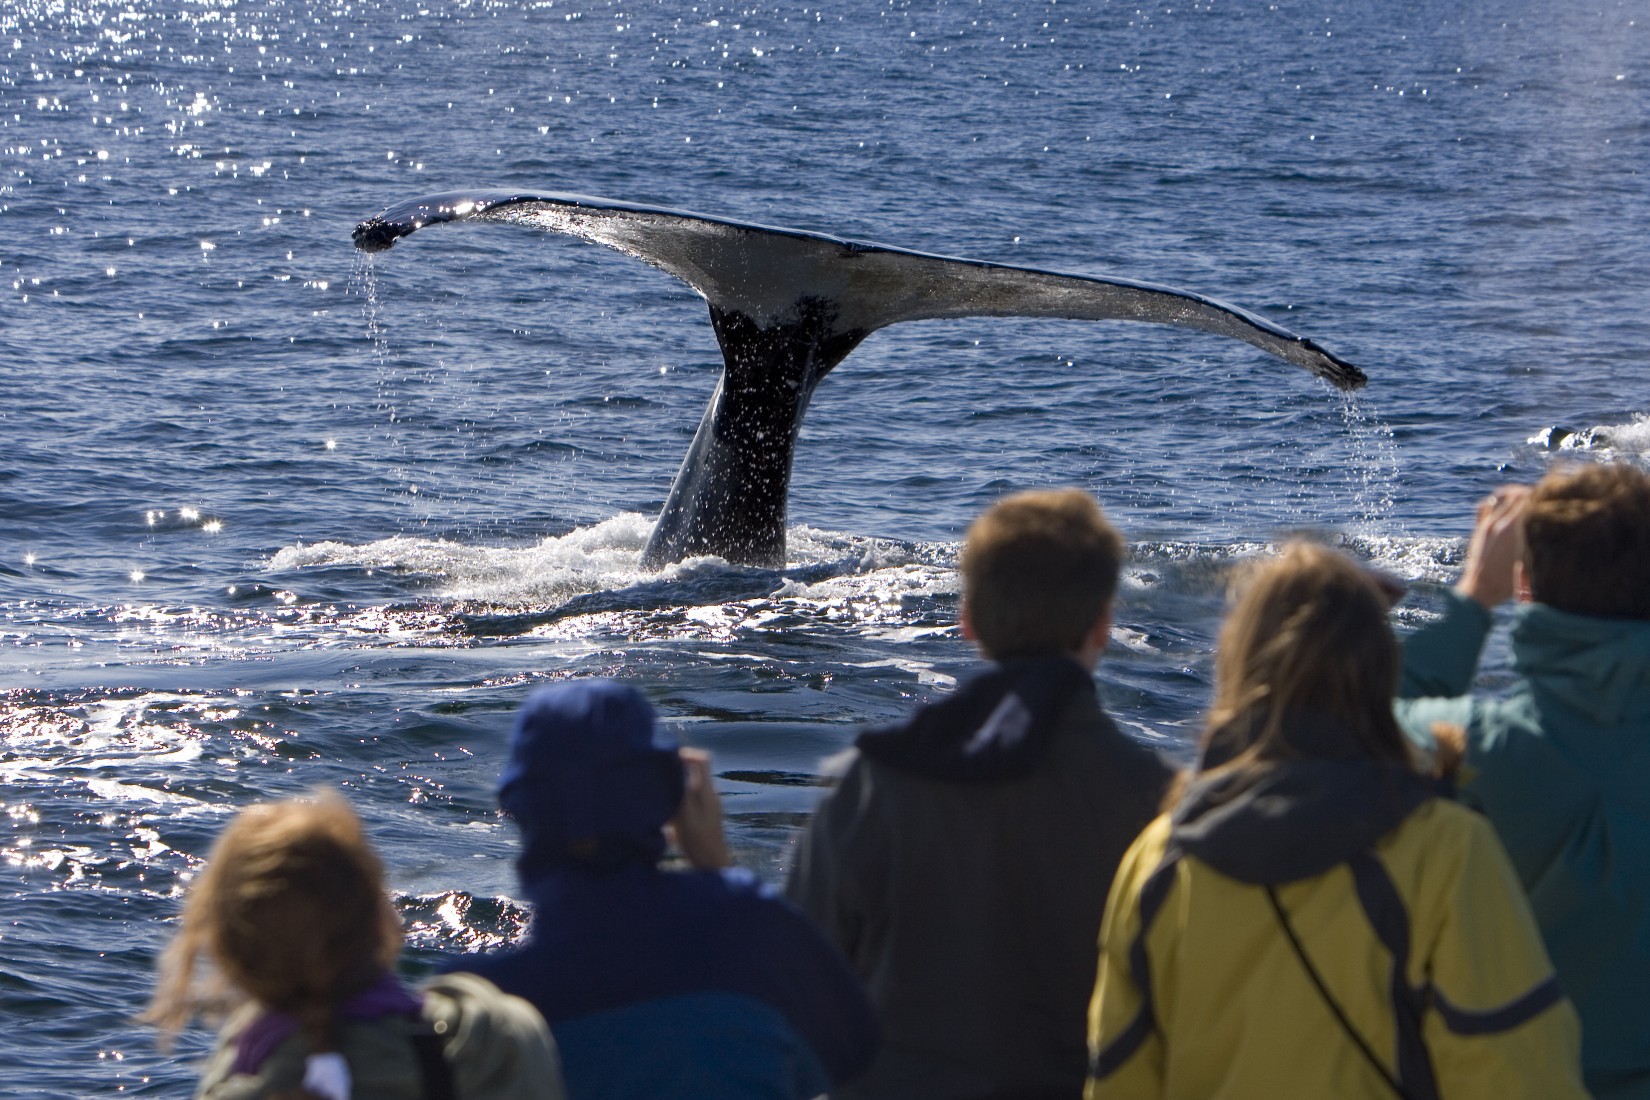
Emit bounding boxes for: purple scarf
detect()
[230,971,424,1077]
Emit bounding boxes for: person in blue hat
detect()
[452,679,878,1100]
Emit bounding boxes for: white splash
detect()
[1337,390,1401,532]
[270,513,657,607]
[1527,413,1650,462]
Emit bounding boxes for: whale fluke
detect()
[354,190,1367,568]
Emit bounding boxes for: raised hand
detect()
[1458,486,1532,610]
[667,748,731,871]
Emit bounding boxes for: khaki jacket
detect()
[196,972,565,1100]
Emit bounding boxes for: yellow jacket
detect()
[1089,768,1588,1100]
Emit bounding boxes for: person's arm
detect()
[1398,590,1493,701]
[1398,488,1529,700]
[1087,818,1172,1100]
[1455,486,1531,610]
[1416,815,1588,1100]
[784,755,879,963]
[732,885,880,1090]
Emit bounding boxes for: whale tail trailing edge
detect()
[354,190,1367,568]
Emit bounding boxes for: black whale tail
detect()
[354,190,1367,569]
[639,301,870,570]
[352,217,407,253]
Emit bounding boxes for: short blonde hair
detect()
[962,489,1124,660]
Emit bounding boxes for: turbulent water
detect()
[2,0,1648,1092]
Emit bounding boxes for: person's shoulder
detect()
[420,974,566,1100]
[1064,697,1175,779]
[422,971,536,1039]
[702,866,850,941]
[192,1005,267,1100]
[423,969,521,1006]
[1379,796,1506,879]
[1110,813,1179,899]
[210,1001,263,1045]
[1132,811,1176,856]
[656,865,799,925]
[1397,795,1488,841]
[823,744,874,787]
[420,975,558,1064]
[831,742,914,804]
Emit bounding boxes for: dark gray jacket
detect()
[786,662,1172,1100]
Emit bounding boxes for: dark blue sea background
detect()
[2,0,1647,1092]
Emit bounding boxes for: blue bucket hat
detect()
[498,680,685,877]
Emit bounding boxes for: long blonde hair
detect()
[1199,541,1415,779]
[145,792,403,1062]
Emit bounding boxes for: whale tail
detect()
[354,191,1366,568]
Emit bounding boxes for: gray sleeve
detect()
[785,754,885,966]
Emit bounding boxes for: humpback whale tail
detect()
[354,191,1366,569]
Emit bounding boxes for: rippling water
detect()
[3,0,1648,1092]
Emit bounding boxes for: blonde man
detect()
[787,489,1172,1100]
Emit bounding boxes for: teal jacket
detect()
[1398,589,1650,1100]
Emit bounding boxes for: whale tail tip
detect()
[353,217,404,253]
[1304,339,1368,391]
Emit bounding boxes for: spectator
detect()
[788,488,1173,1099]
[146,792,563,1100]
[454,679,877,1100]
[1089,541,1586,1099]
[1398,462,1650,1099]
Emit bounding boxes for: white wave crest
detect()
[1596,413,1650,457]
[269,513,657,606]
[1527,413,1650,461]
[268,517,952,612]
[1339,534,1465,586]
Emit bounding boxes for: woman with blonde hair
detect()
[1086,542,1587,1100]
[147,792,564,1100]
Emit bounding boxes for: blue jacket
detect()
[463,679,878,1100]
[1399,589,1650,1100]
[457,864,878,1100]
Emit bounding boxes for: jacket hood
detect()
[499,680,684,878]
[854,656,1095,782]
[1514,604,1650,727]
[1172,718,1440,885]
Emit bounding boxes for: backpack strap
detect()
[1346,851,1440,1100]
[408,1024,458,1100]
[1266,885,1411,1100]
[1265,851,1440,1100]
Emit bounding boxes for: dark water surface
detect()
[3,0,1648,1092]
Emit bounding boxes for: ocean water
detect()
[3,0,1648,1092]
